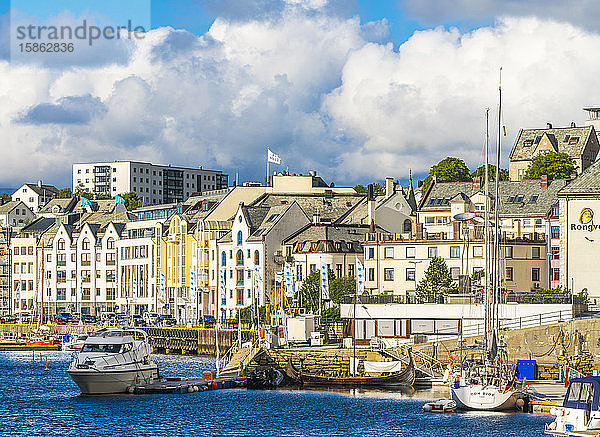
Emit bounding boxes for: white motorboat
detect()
[61,334,88,352]
[67,327,159,394]
[545,376,600,435]
[422,399,458,413]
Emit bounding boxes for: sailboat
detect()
[450,71,523,411]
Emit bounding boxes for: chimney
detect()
[385,177,394,197]
[472,176,482,191]
[541,174,548,189]
[38,180,42,188]
[546,122,552,129]
[416,222,424,240]
[571,122,576,128]
[313,213,320,225]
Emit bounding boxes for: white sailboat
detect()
[451,70,523,411]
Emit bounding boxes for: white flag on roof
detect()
[267,148,281,164]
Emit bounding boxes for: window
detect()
[82,238,90,250]
[425,217,435,224]
[406,268,415,281]
[384,268,394,281]
[450,267,460,280]
[505,246,513,259]
[551,247,559,260]
[368,268,375,282]
[107,238,115,249]
[523,219,532,228]
[267,214,279,222]
[236,270,244,286]
[505,267,513,281]
[348,264,355,277]
[236,250,244,266]
[507,196,515,203]
[403,219,412,233]
[552,268,560,281]
[529,195,538,204]
[57,239,65,250]
[406,247,415,258]
[428,247,438,258]
[368,248,375,259]
[221,251,226,266]
[475,203,485,211]
[551,226,560,239]
[532,247,541,259]
[532,268,540,282]
[236,289,243,305]
[237,231,243,245]
[336,264,342,278]
[450,246,460,258]
[473,246,483,258]
[254,250,260,265]
[384,247,394,259]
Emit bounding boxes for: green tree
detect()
[329,275,356,305]
[74,183,93,200]
[416,256,455,303]
[0,193,10,204]
[95,193,112,200]
[471,165,509,181]
[524,151,576,180]
[298,270,355,315]
[236,305,266,322]
[354,183,385,196]
[421,157,471,194]
[119,191,144,211]
[57,188,72,198]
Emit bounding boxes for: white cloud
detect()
[2,8,600,189]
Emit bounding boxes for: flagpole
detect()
[266,147,269,187]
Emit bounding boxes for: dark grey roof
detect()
[284,223,380,245]
[24,183,59,196]
[559,158,600,195]
[111,223,127,236]
[247,204,294,242]
[420,179,567,217]
[252,193,365,222]
[241,206,271,234]
[20,217,56,233]
[509,126,599,161]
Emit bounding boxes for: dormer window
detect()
[568,137,579,145]
[523,139,534,147]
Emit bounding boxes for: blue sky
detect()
[1,0,600,191]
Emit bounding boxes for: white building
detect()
[11,182,59,213]
[72,161,228,205]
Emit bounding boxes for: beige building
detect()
[363,233,547,300]
[508,124,599,181]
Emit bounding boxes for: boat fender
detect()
[422,404,432,412]
[188,386,194,393]
[211,381,218,390]
[193,385,199,392]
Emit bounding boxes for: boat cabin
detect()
[547,377,600,435]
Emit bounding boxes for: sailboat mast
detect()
[494,68,502,335]
[484,108,490,354]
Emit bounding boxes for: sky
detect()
[1,0,600,191]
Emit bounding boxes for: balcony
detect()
[81,261,91,266]
[57,261,66,267]
[106,260,116,266]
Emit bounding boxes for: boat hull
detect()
[451,384,520,411]
[68,365,159,395]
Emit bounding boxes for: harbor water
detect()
[1,352,553,436]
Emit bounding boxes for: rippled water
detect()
[0,352,552,436]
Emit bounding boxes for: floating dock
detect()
[130,376,247,395]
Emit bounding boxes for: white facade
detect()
[10,236,38,311]
[11,184,58,213]
[43,223,122,315]
[73,161,228,205]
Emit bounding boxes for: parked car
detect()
[17,311,32,324]
[159,315,177,327]
[0,314,17,323]
[115,313,131,327]
[132,315,146,327]
[80,314,97,325]
[143,312,160,326]
[100,312,117,326]
[55,312,73,325]
[201,315,216,328]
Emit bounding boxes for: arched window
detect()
[237,230,243,245]
[254,250,260,265]
[57,239,65,250]
[403,219,412,233]
[82,238,90,250]
[221,251,227,267]
[107,237,115,249]
[236,250,244,266]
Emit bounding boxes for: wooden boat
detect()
[285,350,415,388]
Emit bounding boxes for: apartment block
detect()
[72,161,228,205]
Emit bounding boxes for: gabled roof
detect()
[0,201,23,214]
[284,223,382,246]
[247,204,294,241]
[241,206,271,235]
[559,158,600,195]
[420,179,567,217]
[18,183,59,196]
[509,126,599,162]
[39,197,78,214]
[19,217,57,234]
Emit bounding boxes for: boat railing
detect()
[370,337,445,378]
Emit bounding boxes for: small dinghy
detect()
[422,399,457,413]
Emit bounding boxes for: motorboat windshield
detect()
[80,343,131,353]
